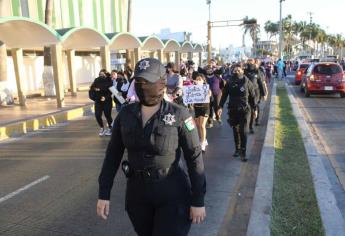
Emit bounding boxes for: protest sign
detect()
[182,84,210,105]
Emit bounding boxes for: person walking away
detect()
[255,61,268,126]
[90,69,113,136]
[277,59,284,80]
[193,73,211,152]
[217,64,256,162]
[97,58,206,236]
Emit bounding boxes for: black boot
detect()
[233,149,240,157]
[240,149,248,162]
[249,128,255,134]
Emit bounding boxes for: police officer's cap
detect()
[134,58,166,83]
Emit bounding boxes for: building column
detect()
[165,52,170,63]
[100,46,111,72]
[51,44,65,108]
[188,52,193,61]
[130,50,135,68]
[175,51,180,72]
[199,52,202,67]
[149,51,155,58]
[134,48,141,65]
[11,48,26,106]
[0,42,7,82]
[157,49,164,62]
[66,50,77,96]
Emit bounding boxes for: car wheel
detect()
[304,87,310,97]
[341,92,345,98]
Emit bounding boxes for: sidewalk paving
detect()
[0,92,93,140]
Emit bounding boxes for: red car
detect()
[295,63,310,85]
[300,62,345,98]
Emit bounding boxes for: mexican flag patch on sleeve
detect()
[184,117,195,131]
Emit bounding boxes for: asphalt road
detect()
[287,74,345,219]
[0,101,268,236]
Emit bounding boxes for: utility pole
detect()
[206,0,211,63]
[278,0,285,60]
[126,0,132,66]
[307,11,313,56]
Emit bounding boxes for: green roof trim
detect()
[0,16,61,40]
[57,27,109,44]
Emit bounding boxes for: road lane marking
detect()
[0,175,50,204]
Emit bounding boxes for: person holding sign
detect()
[193,73,211,152]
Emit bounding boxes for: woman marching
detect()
[97,58,206,236]
[193,73,211,152]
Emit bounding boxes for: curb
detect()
[285,83,345,236]
[0,104,94,141]
[246,83,276,236]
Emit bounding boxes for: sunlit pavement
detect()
[0,98,271,235]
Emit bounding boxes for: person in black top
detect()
[244,59,265,134]
[90,69,113,136]
[217,64,256,162]
[97,58,206,236]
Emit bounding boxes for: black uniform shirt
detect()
[219,76,256,110]
[98,100,206,207]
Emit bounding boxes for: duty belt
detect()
[133,167,173,179]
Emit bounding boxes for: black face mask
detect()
[135,79,166,106]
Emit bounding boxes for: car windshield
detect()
[300,64,309,69]
[314,64,342,75]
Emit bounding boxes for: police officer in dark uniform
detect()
[244,59,265,134]
[217,64,256,162]
[97,58,206,236]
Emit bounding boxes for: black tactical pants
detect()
[228,109,250,151]
[125,168,192,236]
[94,100,113,128]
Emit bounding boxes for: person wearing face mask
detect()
[90,69,113,136]
[244,59,266,134]
[193,73,211,152]
[217,65,256,162]
[97,58,206,236]
[205,66,223,128]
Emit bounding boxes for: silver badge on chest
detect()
[240,86,245,92]
[162,113,176,125]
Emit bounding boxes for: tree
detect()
[242,17,260,57]
[264,21,279,40]
[42,0,55,96]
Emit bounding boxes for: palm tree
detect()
[264,21,279,40]
[242,17,260,56]
[42,0,55,96]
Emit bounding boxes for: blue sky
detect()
[131,0,345,48]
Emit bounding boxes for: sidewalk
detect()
[0,92,94,140]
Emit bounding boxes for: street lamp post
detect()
[278,0,285,60]
[206,0,212,63]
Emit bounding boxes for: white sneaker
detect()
[105,128,112,136]
[204,139,208,146]
[201,142,206,152]
[99,128,106,136]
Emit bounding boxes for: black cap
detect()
[134,58,166,83]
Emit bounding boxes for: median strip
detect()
[271,84,324,235]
